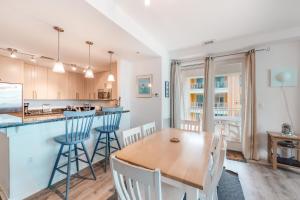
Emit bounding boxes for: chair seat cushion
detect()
[54,134,88,144]
[95,126,119,133]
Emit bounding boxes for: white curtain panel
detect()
[170,60,185,128]
[242,49,259,160]
[203,57,215,133]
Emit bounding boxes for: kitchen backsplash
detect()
[25,100,115,111]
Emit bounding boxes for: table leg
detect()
[272,139,278,170]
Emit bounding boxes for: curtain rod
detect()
[178,47,270,63]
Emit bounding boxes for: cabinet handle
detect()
[35,91,37,99]
[32,91,35,99]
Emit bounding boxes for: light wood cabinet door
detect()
[67,72,85,100]
[85,78,97,100]
[47,70,67,99]
[76,73,85,100]
[0,55,24,83]
[24,64,35,99]
[34,66,48,99]
[24,64,48,100]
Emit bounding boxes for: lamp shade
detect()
[52,61,65,73]
[276,71,292,83]
[85,68,94,78]
[107,73,115,82]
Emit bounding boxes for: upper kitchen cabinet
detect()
[85,77,97,100]
[47,69,68,99]
[0,55,24,84]
[68,72,85,100]
[24,64,48,99]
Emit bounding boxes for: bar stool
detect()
[91,107,123,172]
[48,110,96,200]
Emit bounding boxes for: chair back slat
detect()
[179,120,201,132]
[122,127,143,147]
[142,122,156,137]
[111,155,162,200]
[64,110,96,143]
[101,107,123,131]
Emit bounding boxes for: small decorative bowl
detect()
[170,137,180,143]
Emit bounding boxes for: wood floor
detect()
[26,159,300,200]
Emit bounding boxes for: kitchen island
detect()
[0,110,130,200]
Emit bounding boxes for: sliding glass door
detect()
[180,58,244,150]
[214,58,244,150]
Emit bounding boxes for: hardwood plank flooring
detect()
[26,160,300,200]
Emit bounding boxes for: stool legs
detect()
[91,131,121,172]
[48,145,64,188]
[74,144,79,173]
[113,131,121,150]
[91,132,102,162]
[48,143,96,200]
[81,142,96,180]
[65,145,72,200]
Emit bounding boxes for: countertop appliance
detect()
[0,83,23,114]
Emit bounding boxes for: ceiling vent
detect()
[203,40,215,46]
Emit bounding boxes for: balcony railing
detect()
[215,81,228,88]
[191,83,204,89]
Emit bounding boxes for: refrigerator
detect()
[0,82,23,123]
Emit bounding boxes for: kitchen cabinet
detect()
[47,69,68,99]
[85,78,97,100]
[0,55,24,83]
[68,72,85,100]
[24,64,47,99]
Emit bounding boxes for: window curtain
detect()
[202,57,215,133]
[242,49,259,160]
[170,60,185,128]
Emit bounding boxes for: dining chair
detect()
[48,110,96,200]
[111,155,162,200]
[142,121,156,137]
[207,137,226,200]
[122,126,143,147]
[179,120,201,132]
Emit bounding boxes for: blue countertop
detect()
[0,110,129,129]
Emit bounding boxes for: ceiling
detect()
[116,0,300,52]
[0,0,158,72]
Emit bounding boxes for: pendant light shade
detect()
[53,61,65,73]
[85,68,94,78]
[107,51,115,82]
[52,26,65,73]
[85,41,94,79]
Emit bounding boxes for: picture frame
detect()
[136,74,153,98]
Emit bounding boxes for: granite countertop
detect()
[0,110,129,129]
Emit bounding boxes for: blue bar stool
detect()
[48,110,96,200]
[91,107,123,172]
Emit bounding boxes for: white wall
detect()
[256,41,300,160]
[129,58,163,129]
[118,58,164,129]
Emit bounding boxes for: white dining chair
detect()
[142,121,156,137]
[179,120,201,132]
[207,137,226,200]
[122,127,143,147]
[111,155,162,200]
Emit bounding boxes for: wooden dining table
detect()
[114,128,214,199]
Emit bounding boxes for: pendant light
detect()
[107,51,115,82]
[145,0,150,6]
[85,41,94,78]
[52,26,65,73]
